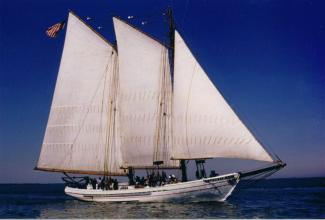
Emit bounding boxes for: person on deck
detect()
[113,179,118,190]
[102,177,106,190]
[167,175,171,184]
[103,177,109,190]
[135,176,140,186]
[161,171,167,185]
[97,177,103,189]
[84,176,90,186]
[149,173,154,187]
[144,176,149,186]
[209,170,218,177]
[171,174,177,183]
[108,177,112,190]
[140,176,145,186]
[91,178,97,189]
[201,169,206,178]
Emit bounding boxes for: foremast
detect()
[165,8,188,182]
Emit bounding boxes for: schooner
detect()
[36,10,285,202]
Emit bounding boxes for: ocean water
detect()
[0,178,324,218]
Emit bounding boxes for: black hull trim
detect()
[239,161,286,178]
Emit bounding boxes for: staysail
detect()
[172,31,274,162]
[36,12,125,175]
[113,17,179,169]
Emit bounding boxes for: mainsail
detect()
[113,17,179,169]
[172,31,274,162]
[36,12,125,175]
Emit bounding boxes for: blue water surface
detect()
[0,178,324,218]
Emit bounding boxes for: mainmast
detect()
[166,7,188,182]
[167,7,175,82]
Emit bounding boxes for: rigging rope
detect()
[61,57,113,167]
[239,167,280,189]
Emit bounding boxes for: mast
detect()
[166,7,188,182]
[167,7,175,82]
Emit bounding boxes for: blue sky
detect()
[0,0,324,183]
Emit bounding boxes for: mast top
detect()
[166,7,175,50]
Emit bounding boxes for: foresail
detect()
[36,12,126,175]
[113,17,179,168]
[172,31,274,162]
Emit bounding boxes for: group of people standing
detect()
[85,176,118,190]
[83,171,180,190]
[133,171,178,188]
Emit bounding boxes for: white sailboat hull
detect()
[64,173,240,202]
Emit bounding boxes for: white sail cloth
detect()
[172,31,274,162]
[113,17,179,168]
[37,12,125,175]
[37,12,274,176]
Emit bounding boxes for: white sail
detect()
[36,12,126,175]
[172,31,274,162]
[113,17,179,168]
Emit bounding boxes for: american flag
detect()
[46,21,65,38]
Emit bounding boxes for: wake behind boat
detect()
[35,9,285,202]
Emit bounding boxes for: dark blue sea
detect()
[0,178,324,218]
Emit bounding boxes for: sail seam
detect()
[184,62,198,158]
[65,57,113,169]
